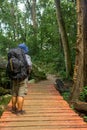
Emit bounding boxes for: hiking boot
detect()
[16,110,26,115]
[11,107,17,114]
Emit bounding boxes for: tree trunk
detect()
[26,0,38,54]
[10,2,16,41]
[83,0,87,85]
[31,0,37,29]
[70,0,87,103]
[54,0,72,78]
[74,101,87,112]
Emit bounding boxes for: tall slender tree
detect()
[54,0,72,78]
[26,0,38,54]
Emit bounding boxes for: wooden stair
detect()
[0,80,87,130]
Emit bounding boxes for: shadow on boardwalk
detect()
[0,77,87,130]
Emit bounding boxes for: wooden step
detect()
[0,81,87,130]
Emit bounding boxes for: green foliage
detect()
[0,94,11,106]
[62,91,70,101]
[0,57,11,91]
[83,116,87,122]
[79,86,87,102]
[30,64,47,82]
[0,0,76,80]
[0,94,11,117]
[0,87,11,96]
[0,34,10,56]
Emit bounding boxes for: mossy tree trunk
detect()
[70,0,87,111]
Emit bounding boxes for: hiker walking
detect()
[7,43,32,115]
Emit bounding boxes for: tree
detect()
[54,0,72,78]
[26,0,38,54]
[0,0,76,76]
[70,0,87,112]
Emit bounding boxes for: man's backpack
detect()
[6,48,28,80]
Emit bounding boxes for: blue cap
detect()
[18,43,29,54]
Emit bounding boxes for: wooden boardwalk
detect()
[0,79,87,130]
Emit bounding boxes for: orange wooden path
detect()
[0,80,87,130]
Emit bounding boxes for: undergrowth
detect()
[0,94,11,117]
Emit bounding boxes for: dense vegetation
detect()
[0,0,76,78]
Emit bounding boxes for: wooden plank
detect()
[0,81,87,130]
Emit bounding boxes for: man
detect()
[11,43,32,115]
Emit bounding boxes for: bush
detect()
[0,94,11,117]
[79,86,87,102]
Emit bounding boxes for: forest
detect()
[0,0,87,120]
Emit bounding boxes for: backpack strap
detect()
[10,58,13,71]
